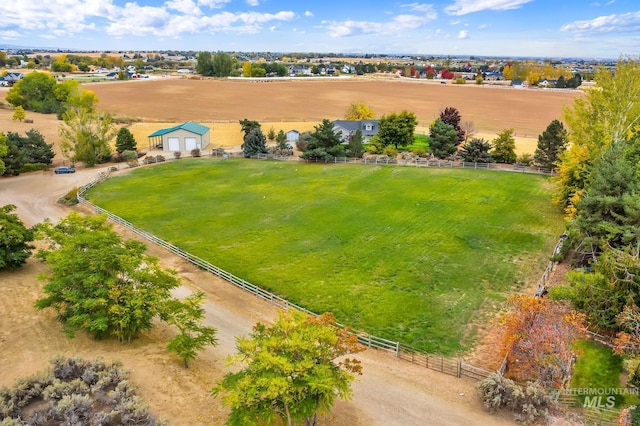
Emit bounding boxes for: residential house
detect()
[332,120,379,143]
[288,65,312,76]
[148,121,211,152]
[4,72,24,85]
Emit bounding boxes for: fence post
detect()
[457,361,461,378]
[395,341,400,358]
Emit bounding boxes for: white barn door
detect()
[185,137,197,151]
[167,137,180,151]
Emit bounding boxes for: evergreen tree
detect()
[241,128,268,158]
[115,127,137,153]
[428,119,458,158]
[2,137,26,176]
[534,120,568,169]
[346,129,365,158]
[460,138,493,163]
[300,119,344,160]
[570,141,640,252]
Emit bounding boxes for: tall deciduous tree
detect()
[344,102,375,120]
[196,51,214,76]
[0,204,34,270]
[439,107,465,144]
[555,59,640,213]
[35,212,181,342]
[428,119,458,158]
[491,129,517,164]
[377,110,417,149]
[59,108,115,166]
[213,311,363,426]
[534,119,568,169]
[115,127,137,153]
[501,295,582,388]
[212,51,234,77]
[164,292,218,368]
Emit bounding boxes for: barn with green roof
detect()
[148,121,211,152]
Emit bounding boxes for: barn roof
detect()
[148,121,209,137]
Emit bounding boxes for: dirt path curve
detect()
[0,169,514,426]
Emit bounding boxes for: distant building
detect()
[332,120,379,143]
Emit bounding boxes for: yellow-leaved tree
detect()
[344,101,375,120]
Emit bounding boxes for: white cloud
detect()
[458,29,469,38]
[305,11,314,17]
[478,23,491,29]
[0,30,21,39]
[445,0,533,16]
[0,0,294,40]
[326,7,437,37]
[400,3,436,13]
[246,0,259,6]
[450,19,462,25]
[165,0,202,16]
[560,11,640,33]
[197,0,231,8]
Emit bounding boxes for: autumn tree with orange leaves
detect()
[501,295,583,388]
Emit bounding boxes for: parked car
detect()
[54,167,75,174]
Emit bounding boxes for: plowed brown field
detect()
[87,77,582,136]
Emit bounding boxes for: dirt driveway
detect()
[0,165,515,425]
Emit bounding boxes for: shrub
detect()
[143,156,157,164]
[121,150,138,162]
[21,163,49,173]
[0,357,159,425]
[173,151,181,159]
[382,146,398,157]
[454,78,466,84]
[517,153,533,166]
[191,148,201,157]
[476,373,553,423]
[410,146,427,157]
[58,188,78,206]
[155,154,166,162]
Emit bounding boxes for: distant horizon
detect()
[1,1,639,59]
[0,44,622,63]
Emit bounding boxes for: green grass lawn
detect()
[86,158,563,354]
[570,340,632,408]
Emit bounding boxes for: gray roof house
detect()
[332,120,379,143]
[4,72,25,85]
[148,121,210,152]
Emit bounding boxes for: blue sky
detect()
[1,0,639,58]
